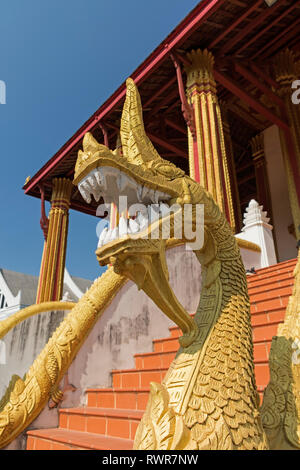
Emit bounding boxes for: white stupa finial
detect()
[242,199,271,231]
[237,199,276,268]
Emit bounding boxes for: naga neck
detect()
[129,186,268,450]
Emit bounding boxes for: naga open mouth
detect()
[73,79,200,348]
[77,165,174,250]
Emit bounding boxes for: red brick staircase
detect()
[26,258,297,450]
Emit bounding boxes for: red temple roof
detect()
[23,0,300,216]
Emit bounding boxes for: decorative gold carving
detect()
[236,238,261,253]
[185,49,215,90]
[273,49,298,96]
[185,49,235,233]
[261,252,300,449]
[133,382,196,450]
[74,78,268,449]
[97,238,199,348]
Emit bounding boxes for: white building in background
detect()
[0,268,92,321]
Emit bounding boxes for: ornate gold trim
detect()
[236,238,261,253]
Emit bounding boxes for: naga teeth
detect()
[148,204,160,223]
[94,169,106,190]
[103,228,113,245]
[119,216,128,237]
[79,172,103,203]
[110,227,119,241]
[78,182,92,203]
[87,175,102,202]
[159,203,170,218]
[153,191,160,204]
[117,173,128,192]
[97,226,108,247]
[137,185,143,202]
[141,185,150,200]
[97,202,172,249]
[129,218,139,234]
[78,164,173,209]
[136,211,148,231]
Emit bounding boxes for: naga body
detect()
[73,78,267,450]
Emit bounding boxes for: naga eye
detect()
[151,161,185,179]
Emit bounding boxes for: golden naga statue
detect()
[0,78,299,450]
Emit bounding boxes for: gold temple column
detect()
[250,134,273,222]
[185,49,235,231]
[273,49,300,242]
[220,101,242,232]
[36,178,73,303]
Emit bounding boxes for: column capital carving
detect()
[51,178,73,209]
[273,48,299,95]
[185,49,215,90]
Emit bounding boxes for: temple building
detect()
[1,0,300,450]
[0,268,92,320]
[23,0,300,304]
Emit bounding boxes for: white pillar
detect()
[237,199,277,269]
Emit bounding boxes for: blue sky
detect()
[0,0,199,281]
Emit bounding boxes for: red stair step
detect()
[253,342,271,363]
[27,428,133,450]
[134,350,176,370]
[246,266,296,288]
[59,407,143,440]
[153,336,180,353]
[111,367,169,389]
[250,295,289,314]
[247,258,296,278]
[249,282,294,301]
[252,323,279,342]
[86,388,150,411]
[254,363,270,390]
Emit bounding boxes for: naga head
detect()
[73,79,240,350]
[73,78,203,270]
